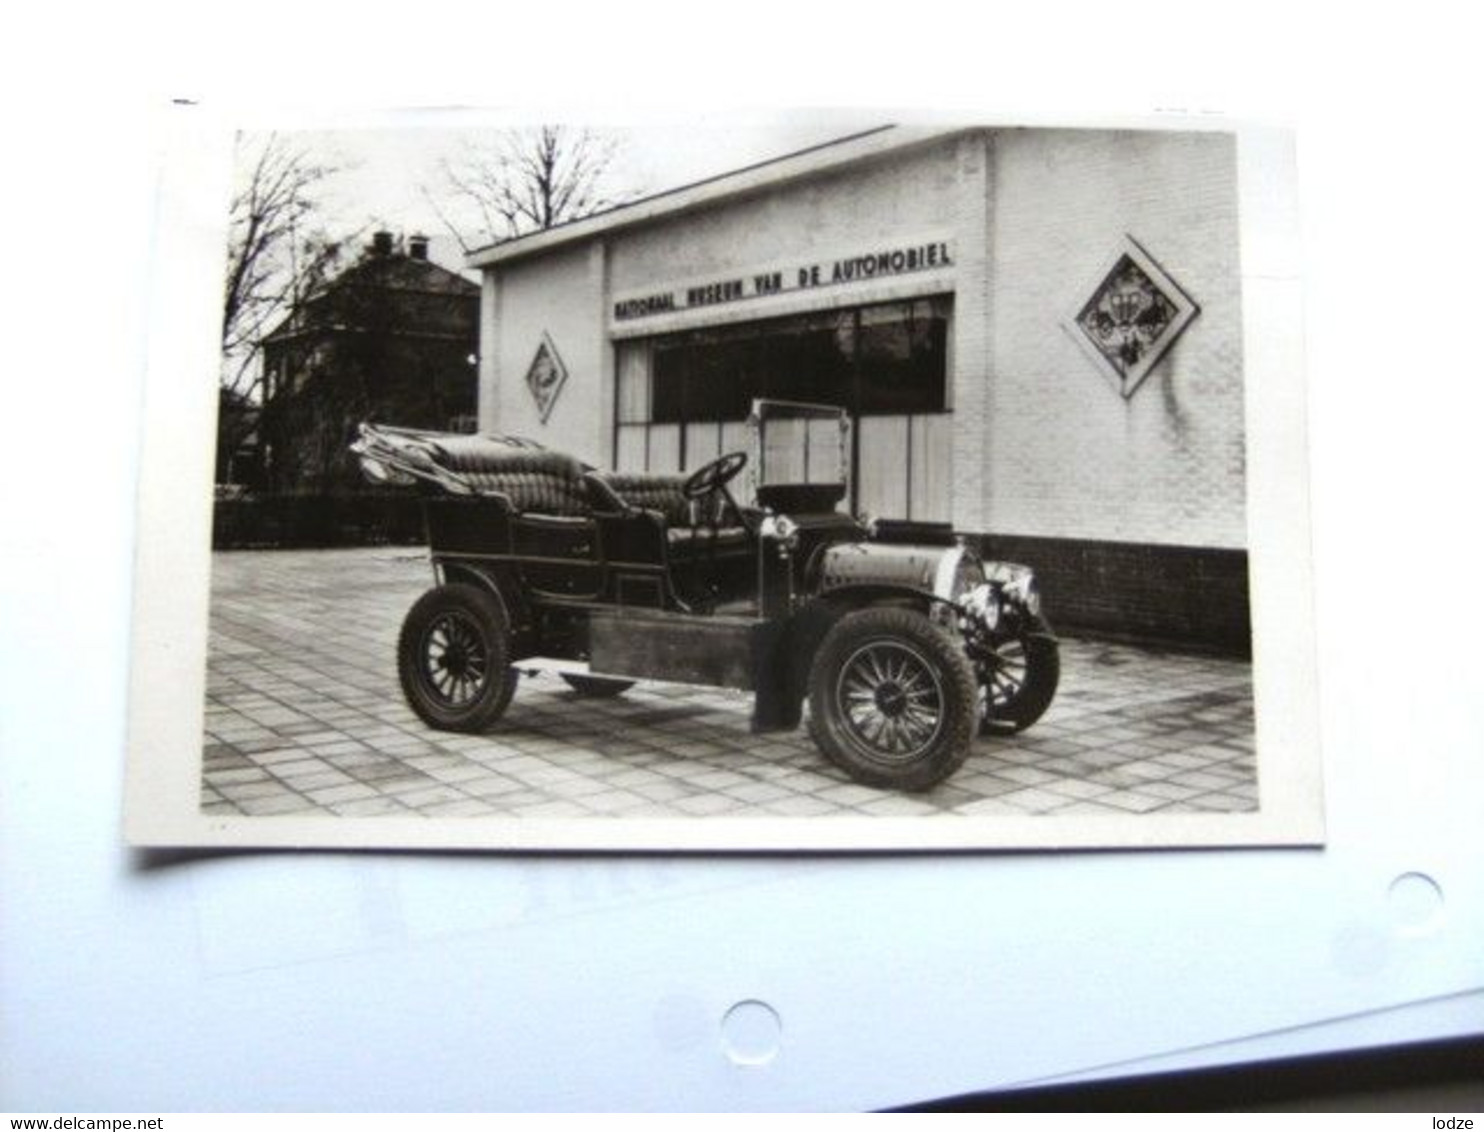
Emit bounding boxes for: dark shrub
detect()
[212,492,426,549]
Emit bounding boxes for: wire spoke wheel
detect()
[985,638,1027,710]
[808,607,978,791]
[398,583,518,733]
[422,611,491,707]
[837,641,946,764]
[978,627,1061,736]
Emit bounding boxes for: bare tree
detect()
[436,126,631,249]
[218,133,349,480]
[223,134,333,369]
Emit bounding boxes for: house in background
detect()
[215,386,262,490]
[259,230,479,492]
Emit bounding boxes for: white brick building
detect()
[468,126,1250,648]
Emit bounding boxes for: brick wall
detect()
[984,130,1247,550]
[972,533,1251,655]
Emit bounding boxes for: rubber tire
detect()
[561,674,636,698]
[398,583,519,732]
[981,630,1061,735]
[807,606,978,792]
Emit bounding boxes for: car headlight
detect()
[955,556,986,599]
[943,550,987,603]
[759,513,799,548]
[985,562,1041,617]
[960,582,1000,632]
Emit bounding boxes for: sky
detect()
[247,110,892,278]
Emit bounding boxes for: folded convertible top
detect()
[349,422,583,495]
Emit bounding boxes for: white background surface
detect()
[3,2,1482,1111]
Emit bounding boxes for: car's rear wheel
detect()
[807,607,977,792]
[398,583,519,732]
[561,674,636,698]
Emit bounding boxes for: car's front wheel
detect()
[398,583,519,732]
[807,607,978,792]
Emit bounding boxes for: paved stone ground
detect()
[202,549,1257,820]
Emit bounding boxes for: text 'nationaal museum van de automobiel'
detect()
[467,125,1250,651]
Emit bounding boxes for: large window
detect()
[615,296,953,521]
[630,297,949,427]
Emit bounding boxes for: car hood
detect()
[813,541,966,599]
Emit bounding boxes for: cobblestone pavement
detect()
[202,549,1257,820]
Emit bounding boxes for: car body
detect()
[352,400,1059,791]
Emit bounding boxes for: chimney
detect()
[371,230,394,257]
[408,234,430,261]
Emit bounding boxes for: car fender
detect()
[758,587,955,725]
[437,560,527,634]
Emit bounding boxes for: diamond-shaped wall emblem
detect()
[524,332,568,423]
[1068,236,1199,399]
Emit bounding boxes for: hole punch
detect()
[721,999,782,1067]
[1389,871,1445,935]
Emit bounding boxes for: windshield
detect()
[746,399,851,512]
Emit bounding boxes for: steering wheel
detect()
[682,451,747,500]
[681,450,757,539]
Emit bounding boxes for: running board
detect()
[588,610,766,691]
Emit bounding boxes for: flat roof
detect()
[464,124,965,270]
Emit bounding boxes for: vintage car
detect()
[351,400,1059,791]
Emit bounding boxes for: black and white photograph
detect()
[125,111,1321,850]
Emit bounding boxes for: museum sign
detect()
[612,240,954,323]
